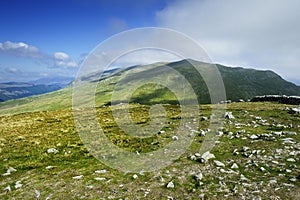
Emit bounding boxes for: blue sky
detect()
[1,0,300,84]
[0,0,170,82]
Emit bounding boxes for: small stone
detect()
[214,160,225,167]
[260,167,266,172]
[47,148,59,154]
[249,135,259,140]
[195,172,203,181]
[283,131,297,136]
[190,155,197,161]
[167,181,174,188]
[199,193,205,199]
[94,177,106,181]
[201,151,215,161]
[233,149,239,155]
[3,185,11,192]
[86,185,94,189]
[201,117,208,121]
[45,166,55,170]
[271,161,279,165]
[72,175,83,180]
[199,130,206,136]
[7,167,17,173]
[223,112,235,119]
[290,178,297,182]
[231,163,239,169]
[35,190,41,199]
[242,146,250,152]
[218,131,224,136]
[287,158,296,162]
[172,136,178,141]
[133,174,138,179]
[286,169,292,173]
[46,193,53,200]
[15,181,22,189]
[288,108,300,114]
[194,153,201,157]
[2,167,17,176]
[95,169,108,174]
[240,174,249,181]
[289,151,297,156]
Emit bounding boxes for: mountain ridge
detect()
[0,59,299,115]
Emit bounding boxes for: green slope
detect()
[1,59,300,116]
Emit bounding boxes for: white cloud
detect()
[0,41,79,70]
[54,52,69,61]
[156,0,300,83]
[0,41,42,58]
[53,52,78,68]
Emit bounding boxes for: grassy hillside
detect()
[0,102,299,199]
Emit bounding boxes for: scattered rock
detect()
[231,163,239,169]
[167,181,174,188]
[72,175,83,180]
[249,134,259,140]
[35,189,41,199]
[223,112,235,119]
[95,169,108,174]
[94,177,106,181]
[199,193,205,199]
[133,174,138,179]
[199,130,206,136]
[242,146,250,152]
[45,193,53,200]
[201,116,208,121]
[3,185,11,192]
[214,160,225,167]
[47,148,59,154]
[2,167,17,176]
[172,136,179,141]
[286,158,296,162]
[283,131,297,136]
[289,178,297,182]
[201,151,216,162]
[195,172,203,181]
[86,185,94,189]
[15,181,22,189]
[288,107,300,114]
[260,167,266,172]
[240,174,249,181]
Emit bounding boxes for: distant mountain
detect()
[107,59,300,104]
[0,82,62,102]
[1,59,300,115]
[30,76,74,87]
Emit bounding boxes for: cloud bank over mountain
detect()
[156,0,300,84]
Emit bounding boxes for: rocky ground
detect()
[0,102,299,199]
